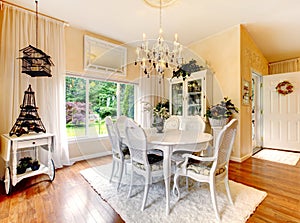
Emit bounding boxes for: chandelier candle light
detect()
[135,0,183,77]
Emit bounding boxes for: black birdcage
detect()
[9,85,46,137]
[19,45,54,77]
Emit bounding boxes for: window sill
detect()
[67,135,109,143]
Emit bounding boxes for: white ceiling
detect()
[11,0,300,62]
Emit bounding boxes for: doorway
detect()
[251,72,263,154]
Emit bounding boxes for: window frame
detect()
[66,73,137,141]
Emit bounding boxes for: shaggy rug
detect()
[252,149,300,165]
[80,163,267,223]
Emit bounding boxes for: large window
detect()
[66,76,135,138]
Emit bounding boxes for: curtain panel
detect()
[137,73,169,129]
[0,4,71,167]
[269,58,300,74]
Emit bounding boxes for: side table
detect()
[0,133,55,194]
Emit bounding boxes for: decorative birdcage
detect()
[18,1,54,77]
[19,45,54,77]
[9,85,46,137]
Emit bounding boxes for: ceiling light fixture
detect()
[135,0,183,78]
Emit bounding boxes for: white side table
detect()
[0,133,55,194]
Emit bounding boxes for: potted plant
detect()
[17,157,32,174]
[31,160,40,171]
[205,97,239,127]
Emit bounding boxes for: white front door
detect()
[263,72,300,151]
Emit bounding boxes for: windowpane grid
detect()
[66,76,135,138]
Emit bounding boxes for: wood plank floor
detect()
[0,154,299,223]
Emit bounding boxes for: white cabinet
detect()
[169,69,212,118]
[0,133,55,194]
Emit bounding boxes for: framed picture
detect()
[242,79,250,105]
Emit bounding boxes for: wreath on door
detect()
[275,80,294,95]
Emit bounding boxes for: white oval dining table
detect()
[145,128,213,215]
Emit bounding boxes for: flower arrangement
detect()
[205,97,239,119]
[275,80,294,95]
[153,100,170,119]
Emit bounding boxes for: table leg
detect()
[163,146,172,215]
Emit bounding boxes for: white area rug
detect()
[252,149,300,165]
[80,163,267,223]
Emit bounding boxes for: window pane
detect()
[88,80,117,136]
[120,83,135,119]
[66,77,86,137]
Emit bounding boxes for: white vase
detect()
[208,118,229,127]
[154,116,165,133]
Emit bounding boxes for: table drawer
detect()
[16,138,49,148]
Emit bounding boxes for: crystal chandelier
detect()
[135,0,183,77]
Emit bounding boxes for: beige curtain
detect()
[269,58,300,74]
[0,4,71,167]
[137,72,168,129]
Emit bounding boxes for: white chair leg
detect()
[173,173,181,201]
[117,161,124,191]
[209,182,220,222]
[110,160,116,183]
[185,176,189,190]
[224,175,233,204]
[141,175,150,211]
[127,168,134,199]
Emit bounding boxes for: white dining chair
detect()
[125,118,165,211]
[115,115,127,138]
[179,115,206,132]
[115,115,129,149]
[105,116,131,191]
[173,119,238,222]
[164,116,180,130]
[172,116,206,163]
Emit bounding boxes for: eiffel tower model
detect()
[9,85,46,137]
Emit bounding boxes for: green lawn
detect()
[66,121,108,137]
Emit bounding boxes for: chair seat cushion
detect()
[133,154,163,171]
[186,161,225,176]
[115,147,130,159]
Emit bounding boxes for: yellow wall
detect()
[189,25,268,161]
[189,26,241,159]
[65,26,140,83]
[240,25,268,159]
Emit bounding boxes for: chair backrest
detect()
[215,119,238,168]
[125,118,149,166]
[115,115,128,137]
[105,116,123,158]
[180,115,206,132]
[164,116,179,130]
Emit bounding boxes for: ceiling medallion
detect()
[143,0,178,8]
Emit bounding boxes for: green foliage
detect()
[121,84,134,118]
[172,59,204,81]
[205,97,239,119]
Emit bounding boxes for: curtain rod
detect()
[1,0,69,26]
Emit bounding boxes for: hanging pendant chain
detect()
[35,0,38,47]
[159,0,162,34]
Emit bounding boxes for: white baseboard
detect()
[230,153,252,163]
[70,151,112,163]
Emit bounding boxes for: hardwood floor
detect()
[0,155,299,223]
